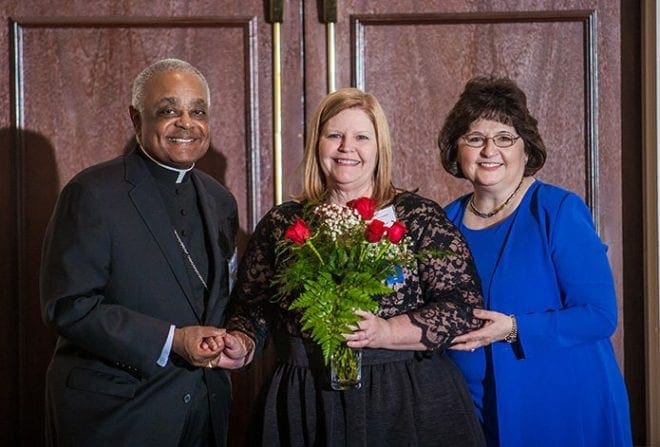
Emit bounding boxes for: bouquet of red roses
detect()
[275,197,414,389]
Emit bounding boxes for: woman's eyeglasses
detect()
[461,132,521,148]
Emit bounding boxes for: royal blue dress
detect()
[445,180,632,447]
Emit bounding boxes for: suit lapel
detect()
[124,151,203,321]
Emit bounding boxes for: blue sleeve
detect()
[516,193,618,356]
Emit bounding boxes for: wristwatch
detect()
[504,314,518,343]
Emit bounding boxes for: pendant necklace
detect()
[468,177,525,219]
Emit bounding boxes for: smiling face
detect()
[318,107,378,200]
[457,118,527,192]
[130,69,210,168]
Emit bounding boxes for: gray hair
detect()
[131,58,211,112]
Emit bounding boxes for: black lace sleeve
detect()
[392,193,483,350]
[225,202,302,349]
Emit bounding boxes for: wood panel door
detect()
[304,1,624,328]
[0,1,304,445]
[303,0,627,360]
[301,0,642,443]
[0,0,643,445]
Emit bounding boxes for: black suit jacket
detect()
[40,149,238,446]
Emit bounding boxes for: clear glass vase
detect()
[330,346,362,390]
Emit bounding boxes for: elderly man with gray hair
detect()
[40,58,242,446]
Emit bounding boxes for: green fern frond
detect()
[275,201,449,368]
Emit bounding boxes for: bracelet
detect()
[503,314,518,343]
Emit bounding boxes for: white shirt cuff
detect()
[157,324,176,367]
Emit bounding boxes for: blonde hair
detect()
[294,88,397,207]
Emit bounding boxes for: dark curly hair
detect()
[438,76,547,178]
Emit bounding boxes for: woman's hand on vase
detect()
[344,310,393,349]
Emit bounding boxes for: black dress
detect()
[226,192,485,446]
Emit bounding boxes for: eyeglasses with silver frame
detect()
[460,132,521,148]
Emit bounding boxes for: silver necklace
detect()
[173,230,208,290]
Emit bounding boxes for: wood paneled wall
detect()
[0,1,647,445]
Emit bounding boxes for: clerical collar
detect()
[138,144,194,184]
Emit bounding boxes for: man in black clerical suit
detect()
[40,59,242,446]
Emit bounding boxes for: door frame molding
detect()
[642,0,659,444]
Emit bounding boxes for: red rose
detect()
[386,221,406,243]
[284,219,311,245]
[347,197,376,220]
[365,219,386,243]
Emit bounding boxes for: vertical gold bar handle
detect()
[321,0,338,93]
[267,0,284,204]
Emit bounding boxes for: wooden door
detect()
[0,1,304,444]
[305,1,623,316]
[302,1,643,443]
[0,0,644,445]
[303,0,627,362]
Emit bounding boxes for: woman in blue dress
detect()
[439,76,632,446]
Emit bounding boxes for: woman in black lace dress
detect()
[220,88,485,446]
